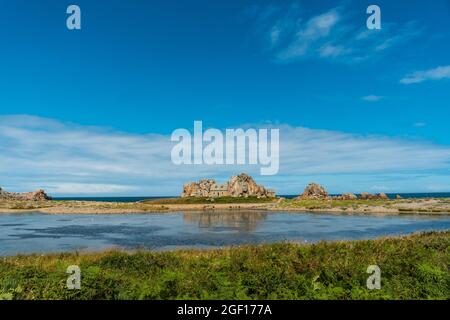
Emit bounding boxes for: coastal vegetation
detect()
[0,199,170,213]
[1,197,450,215]
[0,232,448,300]
[278,198,450,214]
[143,196,277,205]
[145,196,450,214]
[1,179,450,214]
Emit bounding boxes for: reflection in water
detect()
[0,211,449,256]
[183,211,268,232]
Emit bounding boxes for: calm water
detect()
[0,211,449,256]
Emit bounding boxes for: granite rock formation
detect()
[294,183,392,201]
[181,173,275,198]
[378,192,389,200]
[0,187,51,201]
[340,192,358,200]
[296,183,329,200]
[359,192,389,200]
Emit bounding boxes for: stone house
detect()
[210,183,229,197]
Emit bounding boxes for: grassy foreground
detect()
[0,232,448,300]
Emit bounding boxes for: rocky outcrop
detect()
[378,192,389,200]
[294,183,391,201]
[359,192,389,200]
[0,187,52,201]
[359,192,372,200]
[181,179,216,198]
[296,183,329,200]
[181,173,275,198]
[332,191,390,200]
[341,193,358,200]
[227,173,275,198]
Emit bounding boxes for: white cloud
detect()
[275,8,342,62]
[300,10,340,39]
[426,184,450,192]
[250,5,422,64]
[1,115,450,195]
[277,125,450,175]
[400,65,450,84]
[45,183,137,195]
[413,122,427,128]
[370,185,391,192]
[362,95,383,102]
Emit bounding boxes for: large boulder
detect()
[227,173,275,198]
[359,192,389,200]
[297,183,329,200]
[181,179,216,197]
[341,192,358,200]
[0,188,51,201]
[378,192,389,200]
[359,192,373,200]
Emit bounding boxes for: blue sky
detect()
[0,0,450,196]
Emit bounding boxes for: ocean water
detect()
[0,211,448,256]
[53,193,450,202]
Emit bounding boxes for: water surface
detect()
[0,211,449,256]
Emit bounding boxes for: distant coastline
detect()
[1,196,450,215]
[2,177,450,215]
[52,192,450,203]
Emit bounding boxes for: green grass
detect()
[280,199,392,210]
[143,196,277,205]
[0,200,52,210]
[0,199,170,211]
[0,231,448,300]
[2,197,450,214]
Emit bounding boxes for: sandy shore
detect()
[1,198,450,215]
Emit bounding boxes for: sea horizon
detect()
[52,192,450,202]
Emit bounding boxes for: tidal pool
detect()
[0,211,449,256]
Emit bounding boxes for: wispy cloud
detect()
[47,183,137,194]
[362,95,383,102]
[400,65,450,84]
[276,8,341,61]
[249,4,422,64]
[370,185,391,192]
[1,115,450,195]
[426,184,450,192]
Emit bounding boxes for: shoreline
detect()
[0,229,447,258]
[1,197,450,215]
